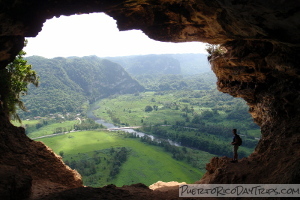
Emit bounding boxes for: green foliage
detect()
[94,90,259,132]
[10,119,40,127]
[144,105,153,112]
[59,150,64,157]
[205,44,227,61]
[74,118,104,131]
[138,134,211,169]
[94,90,260,157]
[20,56,144,118]
[226,101,253,121]
[108,54,181,75]
[19,54,210,119]
[134,73,216,91]
[25,119,78,138]
[0,40,39,122]
[38,131,205,187]
[139,125,251,158]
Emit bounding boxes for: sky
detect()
[24,13,208,58]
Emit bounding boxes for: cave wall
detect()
[0,105,82,199]
[1,0,300,197]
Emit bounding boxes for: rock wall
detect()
[1,0,300,198]
[0,111,82,199]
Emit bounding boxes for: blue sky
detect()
[24,13,207,58]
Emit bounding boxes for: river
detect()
[87,103,181,147]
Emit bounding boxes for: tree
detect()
[0,40,39,122]
[144,105,153,112]
[201,110,214,119]
[59,151,65,158]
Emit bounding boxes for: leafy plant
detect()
[0,40,39,122]
[206,44,227,60]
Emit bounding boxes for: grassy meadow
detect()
[93,91,260,137]
[92,91,260,158]
[28,120,78,138]
[94,92,184,126]
[11,119,40,127]
[38,130,210,187]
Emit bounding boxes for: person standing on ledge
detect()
[231,129,242,163]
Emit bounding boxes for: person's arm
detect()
[231,136,238,145]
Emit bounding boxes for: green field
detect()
[11,119,40,127]
[93,91,260,137]
[28,120,78,138]
[92,91,260,159]
[94,92,184,126]
[38,130,209,187]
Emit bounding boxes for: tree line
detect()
[139,125,249,158]
[64,147,130,186]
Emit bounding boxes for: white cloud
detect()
[24,13,207,58]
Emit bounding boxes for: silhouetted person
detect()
[230,129,241,163]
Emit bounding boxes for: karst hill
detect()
[0,0,300,199]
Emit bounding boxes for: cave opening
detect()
[18,12,260,190]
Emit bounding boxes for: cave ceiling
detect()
[0,0,300,68]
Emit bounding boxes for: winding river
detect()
[87,103,181,147]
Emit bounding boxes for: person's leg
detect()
[231,146,236,162]
[234,145,239,161]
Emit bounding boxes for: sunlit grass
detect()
[38,130,207,186]
[11,119,40,127]
[94,92,199,126]
[28,120,78,139]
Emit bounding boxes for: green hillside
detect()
[133,72,216,91]
[21,56,144,117]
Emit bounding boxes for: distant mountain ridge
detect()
[21,56,144,117]
[106,53,210,75]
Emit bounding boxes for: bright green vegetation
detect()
[93,90,260,158]
[13,113,104,139]
[94,90,259,133]
[11,119,40,127]
[12,117,77,138]
[20,56,144,118]
[0,40,39,122]
[95,91,189,126]
[27,120,78,138]
[20,54,209,119]
[38,131,208,187]
[133,73,215,91]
